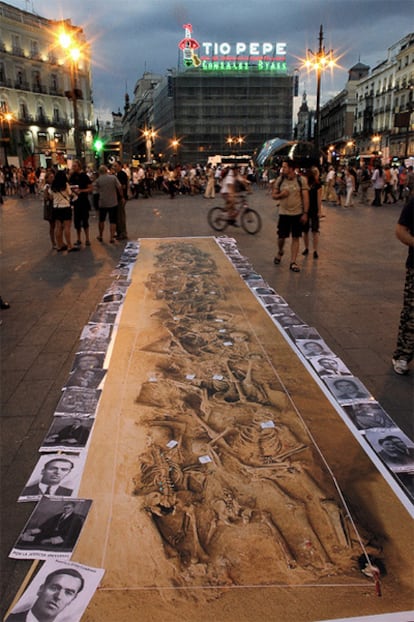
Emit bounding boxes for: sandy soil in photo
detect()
[31,238,413,621]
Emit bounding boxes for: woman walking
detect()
[371,161,385,206]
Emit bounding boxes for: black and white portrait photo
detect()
[19,454,85,502]
[78,322,112,352]
[287,326,322,342]
[4,559,104,622]
[10,497,92,560]
[295,338,334,359]
[54,388,101,418]
[343,401,395,431]
[40,416,94,452]
[64,367,106,390]
[271,311,304,329]
[310,356,351,377]
[71,352,105,373]
[89,302,120,325]
[324,376,372,404]
[260,294,288,307]
[365,428,414,473]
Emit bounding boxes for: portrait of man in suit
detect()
[44,418,91,448]
[18,501,85,551]
[21,458,74,499]
[5,567,84,621]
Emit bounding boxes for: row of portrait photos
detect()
[216,237,414,503]
[5,243,140,622]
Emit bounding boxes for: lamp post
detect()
[58,31,83,160]
[170,138,180,164]
[0,111,14,166]
[143,128,156,164]
[304,25,336,154]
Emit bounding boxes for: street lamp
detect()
[0,111,14,166]
[372,134,381,155]
[58,30,83,160]
[226,135,245,153]
[142,128,156,163]
[303,25,337,153]
[170,138,180,164]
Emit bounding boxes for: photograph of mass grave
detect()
[70,239,412,621]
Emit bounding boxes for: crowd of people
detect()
[1,156,413,379]
[319,161,414,207]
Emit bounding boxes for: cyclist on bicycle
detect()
[220,165,250,225]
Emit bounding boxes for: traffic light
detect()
[93,137,103,165]
[93,138,103,153]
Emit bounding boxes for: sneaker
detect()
[392,358,409,375]
[313,251,319,259]
[302,248,309,256]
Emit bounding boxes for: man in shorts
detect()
[272,159,309,272]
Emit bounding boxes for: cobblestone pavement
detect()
[0,185,412,615]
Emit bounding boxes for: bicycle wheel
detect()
[208,207,228,231]
[241,208,261,234]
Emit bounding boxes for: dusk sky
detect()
[6,0,411,120]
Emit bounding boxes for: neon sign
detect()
[178,24,201,67]
[201,41,287,60]
[178,28,287,72]
[201,61,287,72]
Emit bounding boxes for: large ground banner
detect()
[69,238,412,621]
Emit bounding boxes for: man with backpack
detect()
[272,158,309,273]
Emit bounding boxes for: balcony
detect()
[14,80,30,91]
[35,114,51,126]
[32,83,48,94]
[0,77,13,88]
[12,46,25,57]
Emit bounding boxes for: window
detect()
[50,74,58,92]
[53,107,60,122]
[19,102,28,119]
[30,40,39,58]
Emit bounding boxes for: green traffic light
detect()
[94,138,103,152]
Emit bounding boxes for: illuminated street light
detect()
[226,135,245,152]
[0,110,14,165]
[303,25,337,153]
[372,134,382,156]
[142,128,157,163]
[58,29,83,159]
[170,138,180,164]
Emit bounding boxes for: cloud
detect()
[7,0,411,113]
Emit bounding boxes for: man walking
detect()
[94,165,123,243]
[113,160,128,240]
[272,159,309,272]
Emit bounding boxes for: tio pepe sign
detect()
[200,41,287,60]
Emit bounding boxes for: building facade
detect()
[317,33,413,164]
[353,32,414,163]
[0,1,94,168]
[122,67,294,165]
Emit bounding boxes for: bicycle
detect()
[207,193,262,234]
